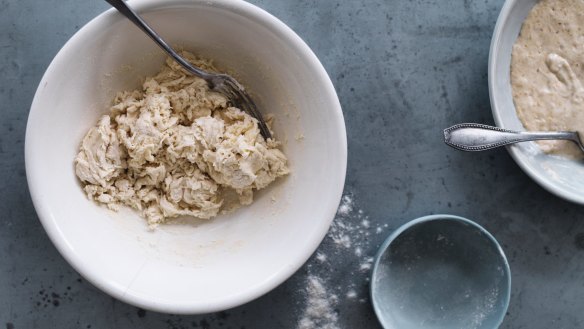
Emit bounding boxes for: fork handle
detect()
[443,123,579,152]
[104,0,210,79]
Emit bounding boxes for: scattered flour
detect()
[297,276,340,329]
[329,193,385,251]
[359,257,374,272]
[346,290,357,299]
[470,286,500,329]
[335,234,352,248]
[296,192,390,327]
[336,195,353,216]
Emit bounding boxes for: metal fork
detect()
[105,0,272,140]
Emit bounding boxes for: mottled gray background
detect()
[2,0,584,328]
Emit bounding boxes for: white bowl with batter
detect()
[25,0,346,314]
[489,0,584,204]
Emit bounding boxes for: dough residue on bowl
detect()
[75,52,289,227]
[511,0,584,158]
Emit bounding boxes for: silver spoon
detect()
[443,123,584,152]
[105,0,272,140]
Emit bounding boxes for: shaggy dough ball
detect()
[75,52,289,227]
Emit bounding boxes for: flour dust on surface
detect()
[295,191,390,328]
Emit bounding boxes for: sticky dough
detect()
[75,52,289,227]
[511,0,584,158]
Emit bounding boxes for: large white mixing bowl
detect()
[25,0,346,314]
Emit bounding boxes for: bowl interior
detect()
[371,216,510,329]
[489,0,584,204]
[25,0,346,313]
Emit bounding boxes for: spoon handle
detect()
[104,0,209,79]
[443,123,578,152]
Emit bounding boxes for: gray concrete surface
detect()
[2,0,584,328]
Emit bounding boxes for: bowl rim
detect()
[488,0,584,205]
[25,0,347,314]
[370,214,511,329]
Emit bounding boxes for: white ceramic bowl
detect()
[25,0,346,314]
[489,0,584,204]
